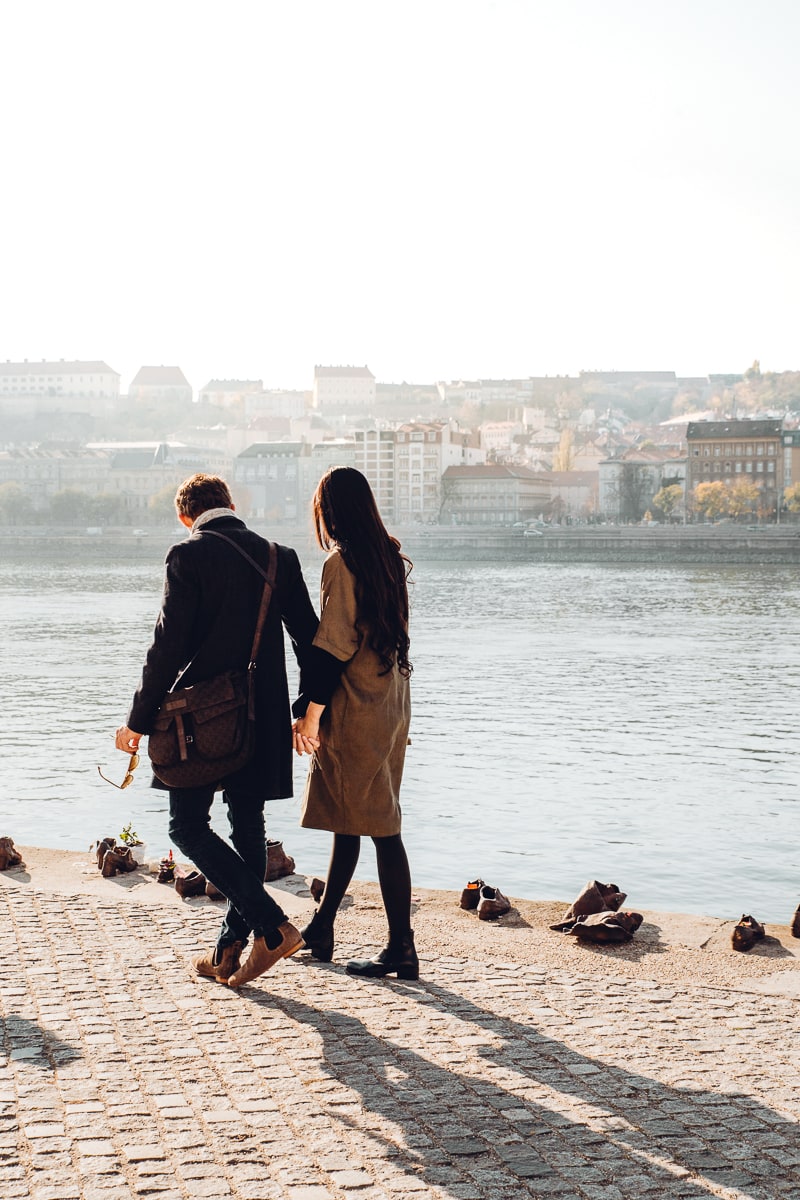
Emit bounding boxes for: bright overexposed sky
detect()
[1,0,798,392]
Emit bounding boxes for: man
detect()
[115,473,318,987]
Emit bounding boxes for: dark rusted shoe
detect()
[309,877,326,903]
[95,837,116,871]
[101,849,127,878]
[732,914,766,952]
[174,870,207,898]
[567,910,643,943]
[459,879,485,910]
[477,885,512,921]
[791,905,800,939]
[0,837,24,871]
[265,840,296,882]
[193,941,243,983]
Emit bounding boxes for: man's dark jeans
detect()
[168,783,287,949]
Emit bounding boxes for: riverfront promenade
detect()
[1,849,800,1200]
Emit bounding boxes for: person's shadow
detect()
[1,1014,81,1069]
[251,981,797,1197]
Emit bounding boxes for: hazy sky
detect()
[2,0,798,392]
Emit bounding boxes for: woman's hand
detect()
[292,703,325,756]
[292,714,321,756]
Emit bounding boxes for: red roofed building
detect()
[129,366,192,405]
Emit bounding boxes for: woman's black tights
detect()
[316,832,412,941]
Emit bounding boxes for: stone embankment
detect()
[4,524,800,564]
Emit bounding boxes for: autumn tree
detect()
[692,481,729,521]
[727,480,759,520]
[553,429,575,471]
[784,483,800,513]
[652,484,683,521]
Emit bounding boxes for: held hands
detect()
[115,726,142,753]
[292,715,321,756]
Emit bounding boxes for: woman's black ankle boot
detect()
[346,930,419,980]
[300,912,334,962]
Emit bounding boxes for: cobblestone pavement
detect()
[1,887,800,1200]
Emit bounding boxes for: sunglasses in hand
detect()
[97,751,140,790]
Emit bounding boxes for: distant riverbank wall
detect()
[3,525,800,564]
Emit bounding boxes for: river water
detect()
[1,549,798,922]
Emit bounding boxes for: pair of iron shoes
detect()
[459,878,512,920]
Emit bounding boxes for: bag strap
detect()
[199,531,278,708]
[198,528,277,586]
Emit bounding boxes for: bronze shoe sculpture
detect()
[95,837,116,871]
[731,914,766,952]
[175,870,207,898]
[791,904,800,940]
[567,910,643,943]
[193,941,243,984]
[550,880,627,931]
[101,848,136,877]
[309,877,326,903]
[477,884,512,921]
[459,879,486,910]
[265,839,296,881]
[0,837,24,871]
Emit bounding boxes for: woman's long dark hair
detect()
[313,466,412,677]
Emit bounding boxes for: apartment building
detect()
[781,429,800,494]
[686,419,783,515]
[394,422,483,523]
[354,425,397,519]
[233,443,305,522]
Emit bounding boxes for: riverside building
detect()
[686,419,783,516]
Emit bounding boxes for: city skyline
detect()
[2,1,799,393]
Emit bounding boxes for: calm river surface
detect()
[1,549,798,922]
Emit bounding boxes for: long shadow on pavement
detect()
[270,983,798,1200]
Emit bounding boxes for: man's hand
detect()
[115,726,142,753]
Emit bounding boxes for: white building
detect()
[394,422,483,523]
[354,424,397,519]
[0,359,120,415]
[313,366,375,413]
[197,379,263,409]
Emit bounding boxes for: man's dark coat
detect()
[128,513,319,798]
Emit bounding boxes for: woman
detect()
[292,466,417,979]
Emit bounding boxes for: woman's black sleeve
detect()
[292,646,345,716]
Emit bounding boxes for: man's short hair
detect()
[174,474,233,520]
